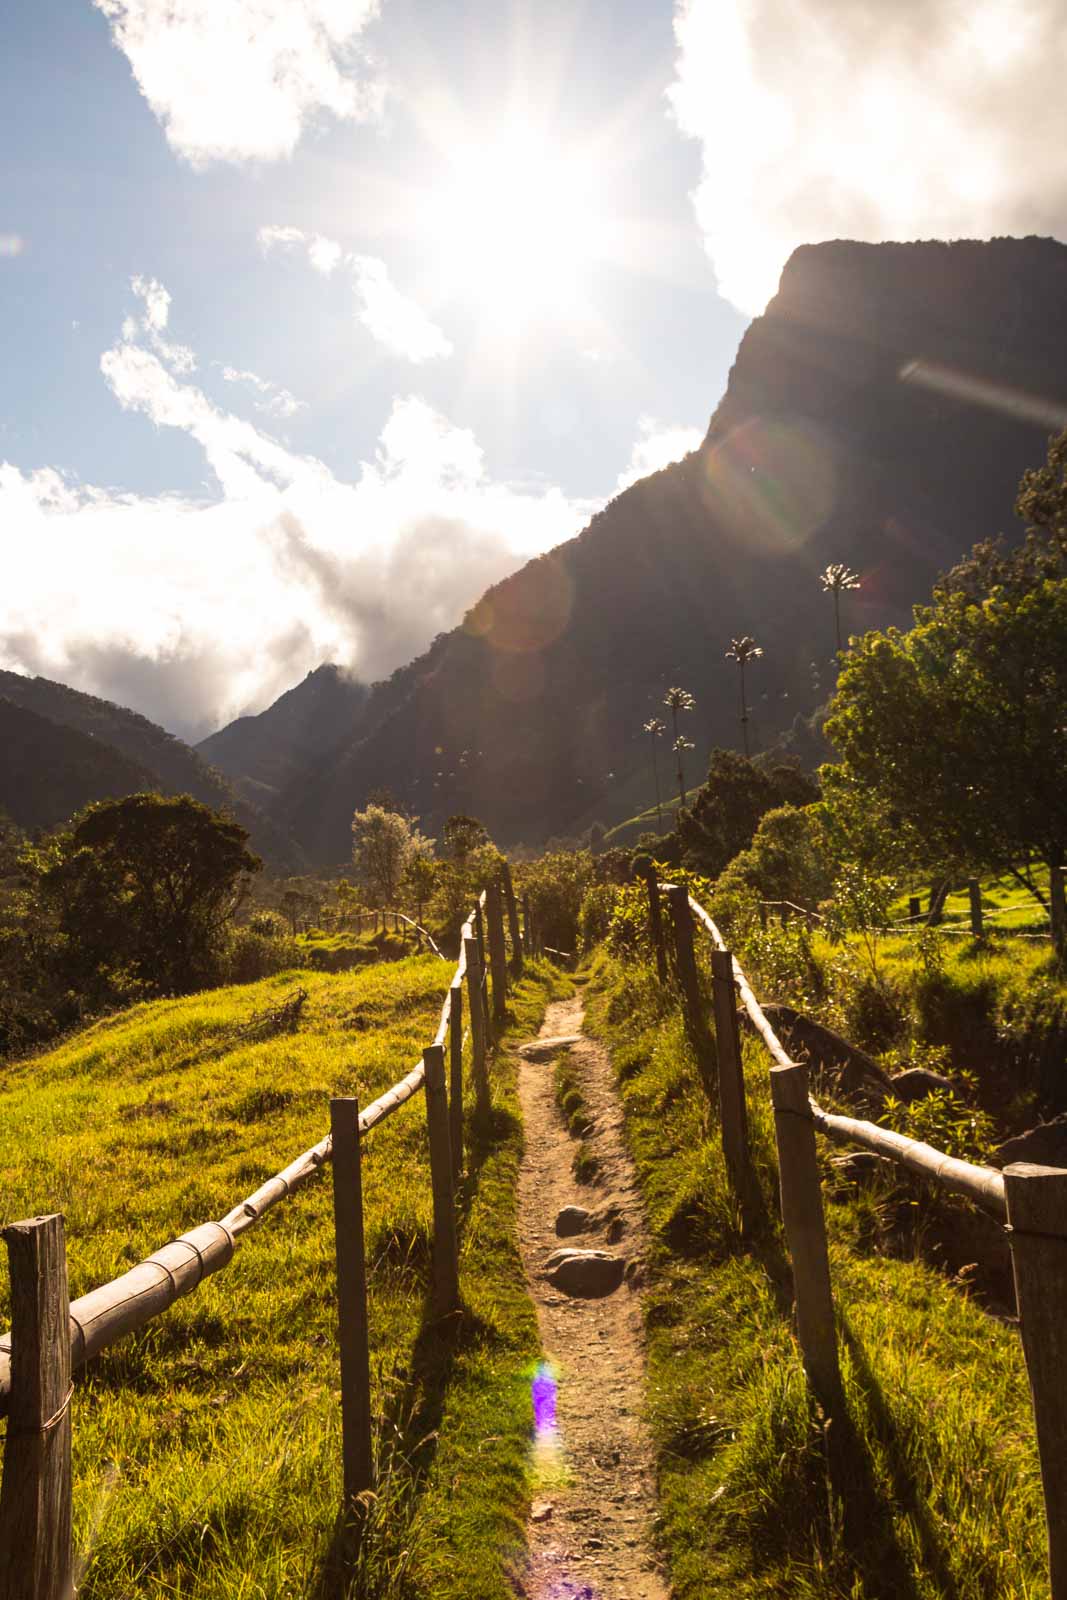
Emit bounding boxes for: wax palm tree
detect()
[663,687,696,807]
[820,562,861,654]
[725,636,763,756]
[642,717,666,831]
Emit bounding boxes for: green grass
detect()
[0,954,571,1598]
[584,949,1048,1598]
[890,865,1051,933]
[552,1054,600,1184]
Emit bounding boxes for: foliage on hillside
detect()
[0,697,157,830]
[0,953,570,1598]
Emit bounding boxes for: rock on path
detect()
[514,991,669,1600]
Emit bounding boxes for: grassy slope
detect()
[584,950,1047,1599]
[0,954,569,1599]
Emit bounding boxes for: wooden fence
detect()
[647,877,1067,1599]
[0,873,534,1600]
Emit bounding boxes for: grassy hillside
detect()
[584,950,1047,1598]
[0,954,568,1598]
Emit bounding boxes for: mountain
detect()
[197,665,369,807]
[0,671,302,866]
[210,236,1067,861]
[0,698,157,831]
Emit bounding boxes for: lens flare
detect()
[700,416,837,553]
[530,1358,566,1485]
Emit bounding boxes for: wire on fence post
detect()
[449,980,464,1185]
[0,1214,73,1600]
[501,861,524,978]
[769,1064,842,1414]
[665,885,718,1107]
[1004,1162,1067,1600]
[423,1046,460,1315]
[486,882,509,1024]
[710,948,759,1233]
[330,1099,373,1522]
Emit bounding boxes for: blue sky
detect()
[3,0,1065,739]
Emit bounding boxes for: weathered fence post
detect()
[641,866,668,983]
[769,1064,842,1413]
[665,886,717,1106]
[1050,867,1067,957]
[968,879,984,937]
[486,883,509,1025]
[521,893,533,957]
[0,1214,73,1600]
[329,1100,373,1515]
[908,896,922,922]
[710,949,758,1232]
[474,902,493,1045]
[1004,1162,1067,1599]
[501,862,524,978]
[463,927,490,1120]
[449,980,464,1185]
[423,1045,460,1315]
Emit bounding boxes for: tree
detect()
[441,814,490,864]
[403,840,437,930]
[820,563,861,654]
[725,636,763,756]
[642,718,666,831]
[663,687,696,806]
[825,432,1067,952]
[38,793,261,996]
[679,749,818,878]
[351,804,432,910]
[715,803,836,912]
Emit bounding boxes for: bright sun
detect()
[428,128,602,325]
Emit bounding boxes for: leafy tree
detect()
[517,849,596,954]
[403,843,437,929]
[663,687,696,805]
[441,814,489,864]
[351,804,432,910]
[715,804,836,912]
[725,636,763,755]
[825,428,1067,952]
[679,749,819,878]
[38,793,261,997]
[820,563,861,654]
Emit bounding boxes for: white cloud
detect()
[94,0,383,167]
[222,366,307,420]
[0,282,595,739]
[259,226,453,362]
[351,256,453,363]
[616,415,703,490]
[127,274,196,373]
[669,0,1067,315]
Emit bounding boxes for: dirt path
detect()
[514,990,669,1600]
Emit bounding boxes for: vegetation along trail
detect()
[515,989,669,1600]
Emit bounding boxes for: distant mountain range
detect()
[196,236,1067,863]
[0,671,302,867]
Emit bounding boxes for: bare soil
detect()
[514,990,670,1600]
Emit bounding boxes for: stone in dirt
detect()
[531,1501,554,1522]
[519,1034,581,1061]
[544,1248,627,1297]
[555,1205,594,1236]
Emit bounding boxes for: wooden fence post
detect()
[710,949,758,1232]
[665,886,718,1106]
[0,1214,73,1600]
[641,866,668,983]
[1004,1162,1067,1599]
[449,981,464,1184]
[463,930,490,1121]
[521,893,533,957]
[329,1100,373,1514]
[423,1046,460,1315]
[501,862,524,978]
[968,879,984,936]
[474,903,493,1045]
[485,883,509,1025]
[769,1064,842,1413]
[908,896,922,922]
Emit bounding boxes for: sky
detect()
[3,0,1067,742]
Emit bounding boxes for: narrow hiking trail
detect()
[515,989,670,1600]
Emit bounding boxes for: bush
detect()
[222,927,302,985]
[578,883,619,951]
[518,850,596,955]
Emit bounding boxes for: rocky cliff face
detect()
[218,236,1067,861]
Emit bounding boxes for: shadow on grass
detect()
[313,1084,520,1598]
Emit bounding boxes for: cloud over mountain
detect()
[670,0,1067,314]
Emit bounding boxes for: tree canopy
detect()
[679,749,819,878]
